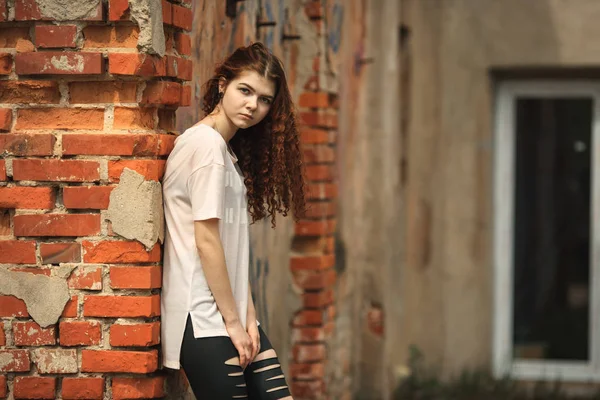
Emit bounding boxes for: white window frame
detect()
[493,81,600,382]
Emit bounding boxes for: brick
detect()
[62,377,104,400]
[0,322,4,346]
[0,0,6,21]
[109,53,166,77]
[302,145,335,164]
[175,32,191,56]
[83,295,160,318]
[0,241,36,264]
[291,255,335,272]
[162,0,172,24]
[299,92,330,108]
[0,350,30,372]
[0,53,12,74]
[304,201,336,219]
[158,108,175,131]
[13,159,100,182]
[291,381,324,398]
[299,111,338,128]
[0,80,60,104]
[113,107,156,130]
[0,108,11,131]
[290,362,325,380]
[83,240,161,263]
[158,134,176,155]
[63,134,158,156]
[295,219,336,236]
[81,349,158,373]
[302,290,334,308]
[110,322,160,347]
[141,81,182,106]
[175,57,192,80]
[10,267,51,276]
[109,0,130,21]
[59,321,102,346]
[0,187,55,209]
[61,295,78,318]
[15,0,102,20]
[0,186,56,210]
[69,81,138,103]
[14,377,55,399]
[0,160,5,181]
[108,160,166,182]
[0,296,28,318]
[62,186,112,210]
[292,344,326,363]
[181,84,191,106]
[300,128,329,144]
[15,52,103,75]
[35,25,77,48]
[32,348,78,374]
[40,242,81,264]
[0,375,5,398]
[0,27,29,46]
[293,310,323,326]
[0,133,56,156]
[110,266,161,289]
[13,322,56,346]
[171,3,192,30]
[14,214,100,237]
[16,108,104,130]
[292,269,337,290]
[83,25,138,48]
[305,165,333,182]
[112,377,165,400]
[68,266,103,290]
[307,183,337,200]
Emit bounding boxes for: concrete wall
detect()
[396,0,600,383]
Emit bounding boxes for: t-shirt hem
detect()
[163,360,181,370]
[191,328,230,338]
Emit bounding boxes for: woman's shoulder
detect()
[181,124,227,168]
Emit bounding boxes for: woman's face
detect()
[219,70,276,129]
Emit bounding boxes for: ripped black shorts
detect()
[180,315,292,400]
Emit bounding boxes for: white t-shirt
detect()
[161,124,250,370]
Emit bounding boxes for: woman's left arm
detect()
[247,284,260,360]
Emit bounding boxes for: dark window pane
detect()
[512,97,592,361]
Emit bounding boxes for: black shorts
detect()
[180,315,292,399]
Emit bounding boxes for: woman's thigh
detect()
[180,315,247,399]
[244,326,292,400]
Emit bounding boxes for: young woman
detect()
[161,42,306,399]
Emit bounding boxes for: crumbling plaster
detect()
[106,168,164,250]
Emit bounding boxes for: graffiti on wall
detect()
[328,2,343,54]
[249,244,270,331]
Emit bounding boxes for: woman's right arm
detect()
[194,218,252,368]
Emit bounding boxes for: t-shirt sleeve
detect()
[187,163,226,221]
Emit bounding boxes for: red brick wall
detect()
[289,2,340,398]
[0,0,191,398]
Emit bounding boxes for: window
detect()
[493,81,600,381]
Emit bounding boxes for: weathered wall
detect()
[0,0,191,397]
[172,1,342,399]
[397,0,600,383]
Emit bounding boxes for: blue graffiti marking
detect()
[328,3,343,53]
[249,245,269,331]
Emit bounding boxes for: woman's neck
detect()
[206,112,237,143]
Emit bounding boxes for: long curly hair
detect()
[201,42,306,226]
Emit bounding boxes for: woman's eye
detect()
[261,97,272,105]
[239,87,250,94]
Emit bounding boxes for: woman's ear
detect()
[218,77,227,94]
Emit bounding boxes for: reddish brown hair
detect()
[201,42,306,226]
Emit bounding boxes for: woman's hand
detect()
[247,319,261,362]
[225,319,253,369]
